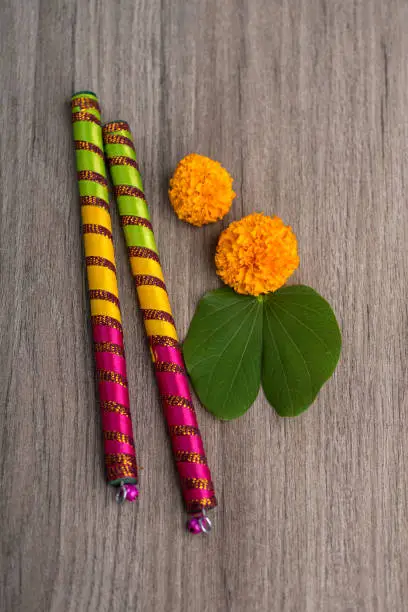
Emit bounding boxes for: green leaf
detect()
[262,285,341,416]
[183,284,341,420]
[183,287,263,420]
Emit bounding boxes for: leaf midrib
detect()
[204,301,260,403]
[218,302,262,412]
[267,302,313,401]
[264,306,294,414]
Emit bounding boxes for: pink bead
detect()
[187,517,202,534]
[124,484,139,502]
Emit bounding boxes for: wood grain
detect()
[1,0,407,610]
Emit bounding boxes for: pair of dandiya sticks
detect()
[71,91,216,534]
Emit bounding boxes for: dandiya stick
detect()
[71,93,138,503]
[103,121,216,533]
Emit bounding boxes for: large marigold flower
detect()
[169,154,236,226]
[215,213,299,295]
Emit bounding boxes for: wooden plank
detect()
[0,0,407,610]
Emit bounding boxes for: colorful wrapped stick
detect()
[71,93,138,502]
[103,121,216,532]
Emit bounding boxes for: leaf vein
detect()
[268,305,313,405]
[204,303,260,403]
[188,301,254,357]
[272,301,337,360]
[196,297,252,323]
[264,308,294,414]
[219,305,262,411]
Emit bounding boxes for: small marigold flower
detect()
[215,213,299,295]
[169,154,236,226]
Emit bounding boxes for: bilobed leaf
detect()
[184,284,341,420]
[183,288,263,420]
[262,285,341,416]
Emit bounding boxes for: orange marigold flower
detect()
[168,154,236,226]
[215,213,299,295]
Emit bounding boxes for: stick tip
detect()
[72,90,98,99]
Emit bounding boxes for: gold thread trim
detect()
[91,315,123,333]
[103,121,130,133]
[175,451,207,465]
[72,111,101,125]
[86,256,116,273]
[80,195,109,211]
[155,361,185,374]
[182,478,214,490]
[104,431,134,446]
[134,275,166,290]
[103,133,135,150]
[107,156,139,170]
[120,215,151,229]
[71,97,101,112]
[77,170,108,187]
[169,425,199,436]
[89,289,120,308]
[142,309,174,324]
[114,185,146,201]
[105,453,136,465]
[82,224,112,239]
[150,336,179,348]
[100,400,130,416]
[96,369,128,387]
[160,394,194,410]
[94,342,125,357]
[74,140,104,157]
[128,245,159,262]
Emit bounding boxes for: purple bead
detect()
[187,517,202,534]
[124,484,139,502]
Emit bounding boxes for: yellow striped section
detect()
[90,299,121,320]
[83,234,115,262]
[144,320,178,340]
[129,257,165,282]
[87,266,119,295]
[81,206,112,231]
[137,285,172,313]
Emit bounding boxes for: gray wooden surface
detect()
[1,1,407,610]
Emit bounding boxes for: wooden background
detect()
[1,1,407,610]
